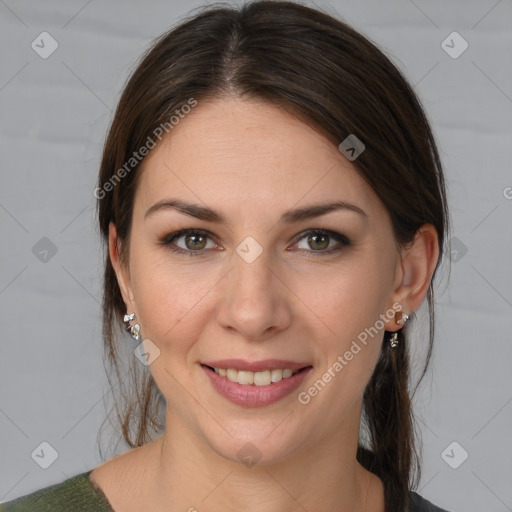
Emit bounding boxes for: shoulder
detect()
[408,491,452,512]
[0,471,114,512]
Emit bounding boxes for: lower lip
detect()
[201,365,313,407]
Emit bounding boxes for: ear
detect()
[386,224,439,327]
[109,222,136,312]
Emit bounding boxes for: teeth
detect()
[212,367,299,386]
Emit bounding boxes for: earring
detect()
[389,311,410,348]
[123,312,141,340]
[395,311,409,325]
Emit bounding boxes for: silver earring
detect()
[396,312,409,325]
[124,312,141,340]
[390,331,399,348]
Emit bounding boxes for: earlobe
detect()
[108,222,135,310]
[394,224,439,313]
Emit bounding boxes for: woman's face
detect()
[112,97,407,464]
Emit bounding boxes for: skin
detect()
[90,97,439,512]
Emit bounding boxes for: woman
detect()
[1,1,452,511]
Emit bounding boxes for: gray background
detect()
[1,1,511,511]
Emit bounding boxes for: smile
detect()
[206,366,305,386]
[201,362,313,407]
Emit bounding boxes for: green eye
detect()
[295,229,351,255]
[160,228,350,257]
[160,229,216,256]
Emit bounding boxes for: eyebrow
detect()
[144,198,368,223]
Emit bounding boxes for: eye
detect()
[160,229,218,256]
[159,228,350,257]
[293,229,350,255]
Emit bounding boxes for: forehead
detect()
[134,97,384,222]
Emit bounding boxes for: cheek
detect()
[301,279,385,425]
[299,255,391,336]
[130,263,219,399]
[295,253,392,389]
[129,248,219,348]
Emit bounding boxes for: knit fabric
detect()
[0,471,113,512]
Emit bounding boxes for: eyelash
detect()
[158,228,351,257]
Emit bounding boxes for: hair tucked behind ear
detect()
[96,2,449,510]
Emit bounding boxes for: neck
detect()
[142,407,380,512]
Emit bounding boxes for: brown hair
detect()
[96,2,449,510]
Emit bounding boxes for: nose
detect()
[216,246,292,341]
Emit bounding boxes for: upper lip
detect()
[202,359,312,372]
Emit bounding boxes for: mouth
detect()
[200,361,314,407]
[201,364,312,386]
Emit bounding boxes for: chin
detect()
[203,422,306,468]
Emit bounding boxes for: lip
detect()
[201,363,313,407]
[201,359,310,372]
